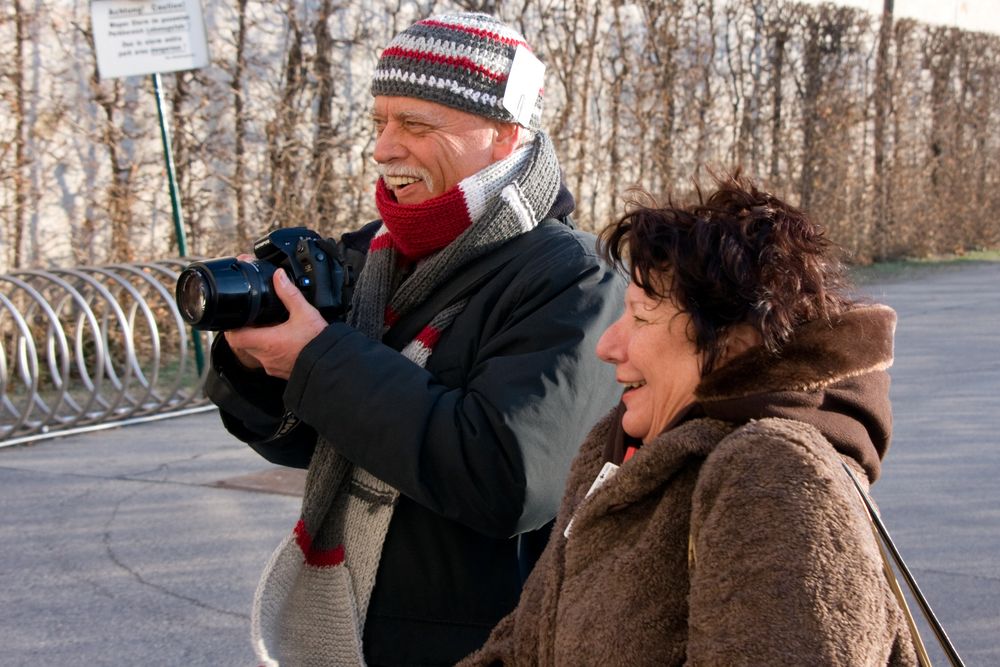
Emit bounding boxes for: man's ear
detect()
[491,122,521,161]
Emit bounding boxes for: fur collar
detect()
[574,305,897,519]
[696,305,896,402]
[694,304,896,480]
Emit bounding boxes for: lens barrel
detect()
[175,258,285,331]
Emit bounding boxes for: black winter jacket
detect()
[205,214,625,665]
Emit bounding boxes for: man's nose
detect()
[373,124,406,163]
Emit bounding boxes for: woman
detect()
[461,173,917,666]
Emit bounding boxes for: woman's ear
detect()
[720,323,762,365]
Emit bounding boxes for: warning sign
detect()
[91,0,209,79]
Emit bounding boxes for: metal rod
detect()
[844,463,966,667]
[1,261,214,444]
[0,405,216,449]
[152,72,186,257]
[152,72,203,373]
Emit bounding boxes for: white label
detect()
[502,45,545,126]
[91,0,210,80]
[563,462,619,539]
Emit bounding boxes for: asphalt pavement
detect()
[0,261,997,666]
[863,261,1000,666]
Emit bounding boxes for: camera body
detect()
[175,227,350,331]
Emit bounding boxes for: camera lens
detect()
[175,258,284,331]
[176,270,209,324]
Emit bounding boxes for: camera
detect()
[175,227,350,331]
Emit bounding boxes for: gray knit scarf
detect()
[251,132,562,667]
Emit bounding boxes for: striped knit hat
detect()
[371,12,544,130]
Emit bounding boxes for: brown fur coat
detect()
[461,305,918,666]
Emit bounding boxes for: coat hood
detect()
[695,305,896,481]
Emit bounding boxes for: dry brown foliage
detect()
[1,1,999,270]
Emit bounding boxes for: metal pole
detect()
[152,72,203,373]
[152,72,187,257]
[843,463,965,667]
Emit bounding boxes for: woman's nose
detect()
[596,318,625,364]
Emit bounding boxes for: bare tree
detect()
[79,21,136,263]
[4,1,1000,272]
[312,0,339,231]
[264,1,308,232]
[224,0,250,246]
[921,26,960,255]
[169,70,194,253]
[872,0,893,259]
[723,0,765,167]
[693,0,719,181]
[767,13,790,184]
[10,0,28,269]
[639,0,684,194]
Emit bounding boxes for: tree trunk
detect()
[265,1,305,229]
[312,0,337,232]
[12,0,27,268]
[872,0,893,259]
[84,23,134,263]
[232,0,249,244]
[769,27,786,183]
[799,15,823,211]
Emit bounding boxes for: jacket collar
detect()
[695,305,896,481]
[578,304,897,520]
[572,415,733,523]
[696,305,896,402]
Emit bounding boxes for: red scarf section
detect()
[375,178,473,261]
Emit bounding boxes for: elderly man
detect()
[205,12,623,666]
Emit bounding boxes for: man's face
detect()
[372,96,504,205]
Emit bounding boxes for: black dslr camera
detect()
[175,227,350,331]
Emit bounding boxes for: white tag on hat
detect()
[502,45,545,126]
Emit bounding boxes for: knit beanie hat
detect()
[371,12,544,130]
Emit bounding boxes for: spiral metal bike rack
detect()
[0,259,215,447]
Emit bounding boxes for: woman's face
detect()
[596,282,703,444]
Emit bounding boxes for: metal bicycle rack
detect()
[0,259,215,447]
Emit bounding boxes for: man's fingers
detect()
[224,330,263,369]
[222,269,326,380]
[273,268,311,314]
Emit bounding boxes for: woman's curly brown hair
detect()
[599,170,854,374]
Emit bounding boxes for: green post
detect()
[152,72,203,374]
[153,72,187,256]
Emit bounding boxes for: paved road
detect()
[863,262,1000,666]
[0,262,997,666]
[0,411,299,666]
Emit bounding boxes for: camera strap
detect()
[381,219,562,351]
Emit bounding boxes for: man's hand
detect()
[224,268,329,380]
